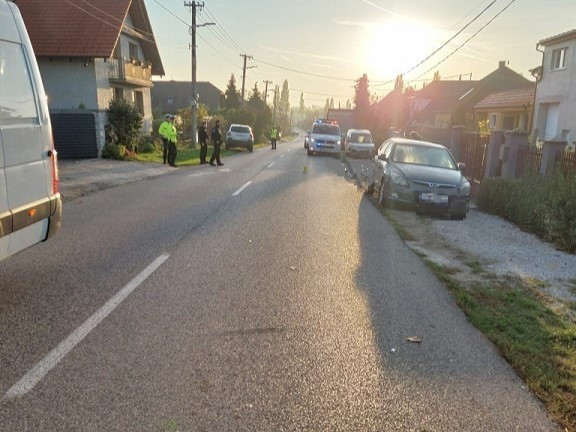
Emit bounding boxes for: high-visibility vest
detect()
[270,128,277,139]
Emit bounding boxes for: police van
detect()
[0,0,62,261]
[307,119,342,156]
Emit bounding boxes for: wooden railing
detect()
[108,57,152,85]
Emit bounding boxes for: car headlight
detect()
[459,181,471,195]
[336,140,341,146]
[310,138,316,144]
[390,170,408,187]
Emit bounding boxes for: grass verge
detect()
[368,193,576,430]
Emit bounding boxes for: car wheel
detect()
[248,145,253,153]
[378,179,387,207]
[225,143,230,150]
[307,148,313,156]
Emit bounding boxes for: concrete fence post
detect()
[500,131,530,178]
[484,130,505,178]
[450,125,466,161]
[540,140,567,176]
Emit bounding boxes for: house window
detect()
[502,116,515,130]
[551,47,567,70]
[129,42,139,61]
[489,113,497,129]
[113,87,123,101]
[134,91,144,114]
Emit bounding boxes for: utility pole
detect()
[262,80,273,104]
[239,54,254,103]
[184,1,213,148]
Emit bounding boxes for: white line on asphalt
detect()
[280,153,285,158]
[267,161,276,168]
[233,181,252,196]
[3,253,170,401]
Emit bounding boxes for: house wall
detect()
[476,109,530,131]
[534,37,576,143]
[38,59,99,110]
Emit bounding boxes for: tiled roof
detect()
[414,80,478,113]
[14,0,129,58]
[14,0,164,75]
[474,87,535,110]
[538,29,576,46]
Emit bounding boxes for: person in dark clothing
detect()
[209,119,224,166]
[198,121,209,164]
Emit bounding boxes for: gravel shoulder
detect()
[345,157,576,306]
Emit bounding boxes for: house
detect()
[151,81,223,115]
[532,29,576,147]
[474,87,535,131]
[410,61,533,132]
[14,0,164,158]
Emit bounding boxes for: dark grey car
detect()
[373,138,470,219]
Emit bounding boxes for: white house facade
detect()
[533,29,576,148]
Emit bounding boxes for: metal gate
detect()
[50,112,98,159]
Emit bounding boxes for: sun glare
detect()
[366,19,441,81]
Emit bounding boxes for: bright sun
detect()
[366,19,441,82]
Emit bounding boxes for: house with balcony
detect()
[532,29,576,149]
[14,0,164,158]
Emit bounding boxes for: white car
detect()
[307,119,341,156]
[225,124,254,152]
[345,129,375,157]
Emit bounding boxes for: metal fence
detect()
[556,150,576,176]
[459,132,489,186]
[516,146,543,177]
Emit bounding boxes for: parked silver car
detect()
[225,124,254,152]
[373,137,470,219]
[345,129,374,157]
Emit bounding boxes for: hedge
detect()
[477,175,576,253]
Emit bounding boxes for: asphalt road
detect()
[0,137,561,431]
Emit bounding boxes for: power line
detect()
[253,58,356,82]
[412,0,517,81]
[203,6,245,53]
[150,0,188,27]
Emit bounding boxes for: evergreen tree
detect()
[278,80,290,132]
[354,73,371,129]
[299,93,305,113]
[433,71,441,81]
[224,74,241,110]
[394,74,404,92]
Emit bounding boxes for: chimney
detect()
[499,60,507,69]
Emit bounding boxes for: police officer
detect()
[270,126,278,150]
[198,121,209,164]
[209,119,224,166]
[158,114,172,164]
[166,115,178,167]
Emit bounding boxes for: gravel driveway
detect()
[345,156,576,304]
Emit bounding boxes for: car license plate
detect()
[420,193,448,203]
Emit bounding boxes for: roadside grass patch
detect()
[464,259,484,274]
[426,262,576,431]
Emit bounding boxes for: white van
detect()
[307,119,341,156]
[0,0,62,261]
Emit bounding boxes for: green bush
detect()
[477,175,576,253]
[101,143,127,160]
[106,99,142,151]
[138,135,157,153]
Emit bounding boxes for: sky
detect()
[146,0,576,108]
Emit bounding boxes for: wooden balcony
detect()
[108,57,153,87]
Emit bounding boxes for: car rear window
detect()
[350,133,373,143]
[231,126,250,133]
[312,124,340,135]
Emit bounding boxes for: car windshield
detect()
[350,133,372,143]
[392,144,457,169]
[312,124,340,135]
[231,126,250,133]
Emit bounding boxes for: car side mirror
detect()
[378,154,387,161]
[457,162,466,171]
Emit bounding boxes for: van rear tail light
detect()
[48,149,59,194]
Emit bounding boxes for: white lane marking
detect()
[3,253,170,401]
[188,172,216,178]
[267,161,276,168]
[233,181,252,197]
[280,153,285,158]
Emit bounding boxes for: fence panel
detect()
[516,147,542,177]
[556,150,576,176]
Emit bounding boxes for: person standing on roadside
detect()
[158,114,172,164]
[270,125,278,150]
[167,115,178,167]
[209,119,224,166]
[198,121,209,164]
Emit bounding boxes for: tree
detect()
[247,83,272,142]
[278,79,290,132]
[272,85,280,124]
[299,93,305,114]
[354,73,371,128]
[394,74,404,92]
[433,70,441,81]
[224,74,241,110]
